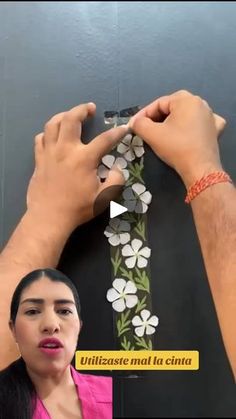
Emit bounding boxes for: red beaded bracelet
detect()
[185,171,233,204]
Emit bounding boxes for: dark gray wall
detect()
[1,2,236,417]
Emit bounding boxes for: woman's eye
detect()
[58,309,72,315]
[25,309,39,315]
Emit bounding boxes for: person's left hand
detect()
[27,102,128,232]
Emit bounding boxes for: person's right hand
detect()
[129,90,226,188]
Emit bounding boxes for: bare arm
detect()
[0,102,128,369]
[0,211,71,368]
[130,90,236,379]
[189,180,236,378]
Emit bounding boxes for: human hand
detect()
[129,90,226,188]
[27,103,128,232]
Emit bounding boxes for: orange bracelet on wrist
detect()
[185,171,233,204]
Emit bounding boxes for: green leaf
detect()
[116,319,121,335]
[111,248,122,275]
[121,310,131,324]
[134,335,150,350]
[122,212,138,224]
[121,337,130,350]
[134,268,150,293]
[128,162,144,183]
[134,283,148,292]
[118,327,131,337]
[135,296,147,313]
[148,339,153,350]
[120,336,136,350]
[119,267,134,282]
[134,220,146,241]
[117,310,132,337]
[133,268,150,293]
[125,176,135,187]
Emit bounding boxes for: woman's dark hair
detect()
[0,268,81,419]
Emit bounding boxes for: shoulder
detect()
[71,367,112,402]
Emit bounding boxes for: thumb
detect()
[130,116,164,150]
[213,113,226,136]
[99,165,125,193]
[95,166,125,216]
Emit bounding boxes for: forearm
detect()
[0,210,72,369]
[188,180,236,379]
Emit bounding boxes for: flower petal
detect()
[132,183,146,196]
[137,255,148,268]
[104,227,114,238]
[119,232,130,245]
[136,201,148,214]
[125,149,135,161]
[124,200,136,212]
[134,325,145,337]
[108,234,120,246]
[131,238,143,253]
[122,133,132,145]
[132,136,143,147]
[140,309,151,321]
[132,315,143,326]
[124,280,137,294]
[122,244,134,257]
[119,220,130,232]
[139,246,151,258]
[140,191,152,205]
[148,315,159,327]
[125,294,138,308]
[122,169,129,181]
[102,154,115,169]
[115,157,127,169]
[117,143,129,154]
[106,288,120,302]
[112,298,126,312]
[145,325,156,335]
[125,256,137,269]
[97,165,109,179]
[112,278,126,293]
[123,187,135,201]
[110,218,120,230]
[134,146,145,158]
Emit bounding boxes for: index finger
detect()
[129,91,192,128]
[58,102,96,143]
[88,125,129,164]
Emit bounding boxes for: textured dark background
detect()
[0,2,236,417]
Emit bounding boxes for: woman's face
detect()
[10,277,81,375]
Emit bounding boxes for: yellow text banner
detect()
[75,350,199,370]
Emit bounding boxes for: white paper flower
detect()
[123,183,152,214]
[97,154,129,181]
[104,219,130,246]
[117,134,144,161]
[106,278,138,312]
[122,238,151,269]
[132,309,159,337]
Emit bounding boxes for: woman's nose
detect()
[40,313,60,334]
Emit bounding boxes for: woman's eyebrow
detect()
[20,298,75,305]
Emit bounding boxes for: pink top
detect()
[32,366,112,419]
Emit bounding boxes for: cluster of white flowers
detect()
[102,132,159,338]
[106,277,159,336]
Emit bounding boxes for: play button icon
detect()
[93,185,125,218]
[110,201,128,219]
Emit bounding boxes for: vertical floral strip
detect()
[100,110,159,351]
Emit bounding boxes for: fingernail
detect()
[116,164,123,171]
[112,164,123,174]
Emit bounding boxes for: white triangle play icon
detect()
[110,201,128,219]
